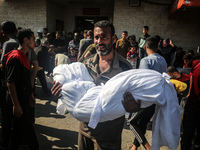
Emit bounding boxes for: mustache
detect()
[96,43,106,47]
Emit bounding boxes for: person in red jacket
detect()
[181,60,200,150]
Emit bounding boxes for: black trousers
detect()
[78,132,121,150]
[181,104,200,150]
[126,104,155,147]
[10,109,39,150]
[0,88,12,147]
[1,91,39,150]
[37,69,50,94]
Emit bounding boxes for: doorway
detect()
[75,16,108,32]
[56,20,64,32]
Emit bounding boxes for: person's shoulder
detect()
[117,53,132,70]
[82,54,96,65]
[7,56,21,67]
[69,40,73,43]
[3,38,18,47]
[116,39,122,43]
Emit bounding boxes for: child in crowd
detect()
[126,42,138,69]
[68,47,77,63]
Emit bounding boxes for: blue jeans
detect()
[139,48,147,60]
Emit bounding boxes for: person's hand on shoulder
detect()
[122,92,141,112]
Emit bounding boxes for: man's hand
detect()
[122,92,141,112]
[51,81,62,99]
[169,39,174,47]
[13,104,23,117]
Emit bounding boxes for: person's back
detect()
[128,37,167,150]
[139,53,167,73]
[34,45,49,70]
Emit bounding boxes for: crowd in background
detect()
[0,20,200,150]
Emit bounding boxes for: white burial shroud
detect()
[53,62,180,150]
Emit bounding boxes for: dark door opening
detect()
[75,16,108,32]
[56,20,64,32]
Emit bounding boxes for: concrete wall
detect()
[113,0,200,52]
[47,1,65,32]
[64,5,114,33]
[0,0,47,35]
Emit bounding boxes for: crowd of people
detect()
[0,20,200,150]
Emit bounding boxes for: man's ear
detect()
[112,35,115,44]
[144,45,146,51]
[24,37,29,44]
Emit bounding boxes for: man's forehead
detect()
[94,26,111,34]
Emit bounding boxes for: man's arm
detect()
[7,82,23,117]
[30,60,39,88]
[186,75,193,98]
[77,51,82,61]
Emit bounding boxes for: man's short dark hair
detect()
[163,38,170,44]
[128,35,136,42]
[56,31,62,35]
[87,30,93,37]
[145,37,159,52]
[167,66,178,73]
[154,35,161,43]
[183,54,193,60]
[143,26,149,31]
[188,50,194,55]
[17,29,34,45]
[130,42,138,50]
[122,31,128,34]
[83,30,88,34]
[1,21,17,35]
[43,28,48,31]
[94,20,115,36]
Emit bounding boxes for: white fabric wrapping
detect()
[53,62,180,150]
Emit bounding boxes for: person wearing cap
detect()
[35,29,46,44]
